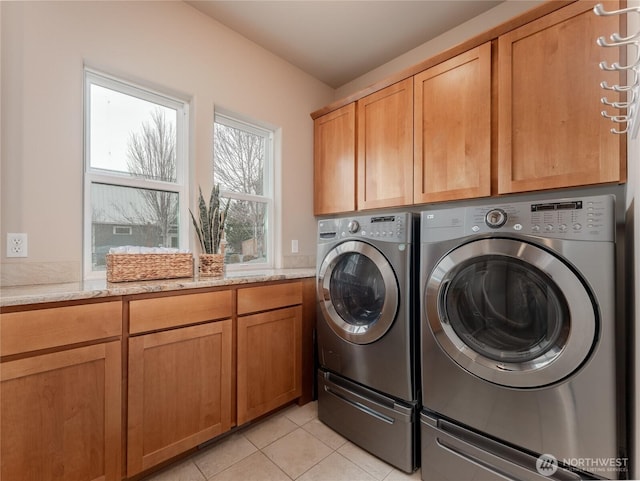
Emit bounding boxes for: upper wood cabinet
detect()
[314,103,356,215]
[414,42,492,203]
[497,0,626,194]
[358,78,414,209]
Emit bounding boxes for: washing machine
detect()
[419,194,627,480]
[316,212,419,473]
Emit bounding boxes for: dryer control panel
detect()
[318,212,412,244]
[422,194,614,243]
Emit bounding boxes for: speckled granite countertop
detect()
[0,268,316,307]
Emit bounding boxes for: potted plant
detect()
[189,184,230,277]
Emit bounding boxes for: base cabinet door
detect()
[1,341,122,481]
[127,320,232,477]
[237,306,302,425]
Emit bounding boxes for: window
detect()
[84,70,188,277]
[113,226,133,236]
[213,112,274,269]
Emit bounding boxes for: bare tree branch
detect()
[126,109,178,247]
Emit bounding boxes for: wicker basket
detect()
[199,253,224,277]
[106,253,193,282]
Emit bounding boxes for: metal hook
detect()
[611,31,640,43]
[594,3,640,17]
[600,70,639,91]
[601,98,633,109]
[610,125,630,134]
[601,110,630,122]
[596,35,640,47]
[595,3,640,139]
[602,90,638,107]
[601,81,638,92]
[599,58,640,71]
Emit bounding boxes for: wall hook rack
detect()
[594,3,640,138]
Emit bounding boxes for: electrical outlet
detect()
[7,233,28,258]
[291,239,299,253]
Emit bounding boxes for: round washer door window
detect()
[318,240,398,344]
[425,238,598,388]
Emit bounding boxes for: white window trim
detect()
[214,110,275,271]
[113,226,133,236]
[83,69,190,279]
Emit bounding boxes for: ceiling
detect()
[186,1,504,88]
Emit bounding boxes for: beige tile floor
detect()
[142,401,421,481]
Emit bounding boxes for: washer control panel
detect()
[485,208,508,229]
[318,212,412,243]
[422,194,614,243]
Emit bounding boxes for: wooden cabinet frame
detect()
[237,305,302,425]
[414,42,492,203]
[1,341,122,481]
[497,0,626,194]
[313,103,356,215]
[127,320,232,476]
[357,78,414,209]
[1,278,314,480]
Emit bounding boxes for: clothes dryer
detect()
[316,212,418,472]
[419,194,626,480]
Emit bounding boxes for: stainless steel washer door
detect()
[425,238,597,388]
[318,240,399,345]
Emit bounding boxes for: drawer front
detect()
[129,290,232,334]
[237,281,303,315]
[1,301,122,357]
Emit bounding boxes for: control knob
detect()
[485,208,507,229]
[347,220,360,234]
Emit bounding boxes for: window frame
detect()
[83,69,190,279]
[113,226,133,236]
[213,110,275,271]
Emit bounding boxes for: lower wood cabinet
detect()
[0,279,313,480]
[1,341,122,481]
[237,306,302,425]
[127,320,232,477]
[0,301,123,481]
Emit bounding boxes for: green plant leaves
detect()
[189,184,228,254]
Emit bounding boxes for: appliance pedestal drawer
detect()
[318,369,417,473]
[420,411,595,481]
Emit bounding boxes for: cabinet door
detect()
[237,306,302,425]
[414,43,491,203]
[1,342,121,481]
[357,78,414,209]
[314,103,356,215]
[497,0,625,194]
[127,320,232,476]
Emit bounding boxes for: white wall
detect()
[335,0,545,99]
[0,1,334,285]
[627,3,640,479]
